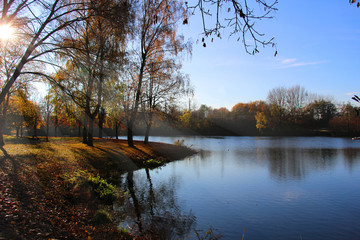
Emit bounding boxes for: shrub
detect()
[144,158,164,169]
[87,174,116,204]
[63,170,118,204]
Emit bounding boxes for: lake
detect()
[114,136,360,240]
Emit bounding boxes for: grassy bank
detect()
[0,136,196,239]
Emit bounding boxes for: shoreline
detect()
[92,138,198,171]
[0,136,197,239]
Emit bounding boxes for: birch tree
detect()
[126,0,191,147]
[142,60,191,143]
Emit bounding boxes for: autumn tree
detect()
[90,0,131,139]
[0,89,11,146]
[0,0,103,147]
[104,78,126,139]
[0,0,91,106]
[178,110,192,128]
[42,81,83,137]
[17,90,43,138]
[248,101,270,133]
[0,22,40,145]
[125,0,191,147]
[51,0,130,146]
[6,94,25,137]
[229,101,267,135]
[47,86,67,137]
[142,59,192,143]
[42,89,53,141]
[193,104,211,129]
[232,103,251,121]
[330,103,359,135]
[255,111,267,133]
[305,99,337,129]
[0,35,20,143]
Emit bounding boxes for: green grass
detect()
[143,158,165,169]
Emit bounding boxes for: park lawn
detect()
[0,136,196,239]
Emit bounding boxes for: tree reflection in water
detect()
[267,148,338,181]
[233,145,358,181]
[342,148,360,171]
[116,169,195,239]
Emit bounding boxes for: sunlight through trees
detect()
[2,0,359,147]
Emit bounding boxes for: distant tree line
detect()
[173,85,359,137]
[3,85,360,139]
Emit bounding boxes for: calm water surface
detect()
[115,136,360,239]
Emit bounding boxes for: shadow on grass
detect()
[69,146,137,184]
[0,146,40,239]
[3,136,32,145]
[0,146,9,157]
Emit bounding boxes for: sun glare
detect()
[0,24,14,41]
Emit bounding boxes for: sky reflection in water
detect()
[117,137,360,240]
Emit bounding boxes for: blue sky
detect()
[180,1,360,110]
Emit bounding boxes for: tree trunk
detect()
[144,110,153,144]
[127,122,134,147]
[87,116,94,147]
[33,117,38,139]
[45,122,49,142]
[144,69,154,145]
[115,121,119,140]
[97,22,105,139]
[98,122,103,138]
[0,125,4,147]
[0,93,10,147]
[46,109,49,142]
[127,57,146,147]
[98,108,105,138]
[55,114,58,137]
[82,114,88,144]
[0,112,5,147]
[144,122,151,144]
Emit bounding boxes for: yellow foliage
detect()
[255,111,267,132]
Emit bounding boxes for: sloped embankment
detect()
[0,137,196,239]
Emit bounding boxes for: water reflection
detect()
[117,169,195,239]
[342,148,360,171]
[266,148,337,181]
[230,142,360,181]
[177,150,213,178]
[115,136,360,240]
[178,137,360,182]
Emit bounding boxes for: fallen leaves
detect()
[0,138,128,239]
